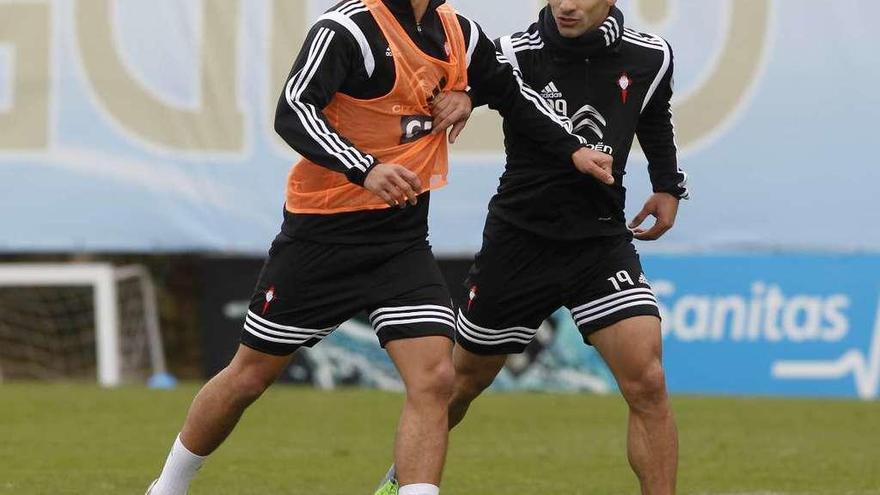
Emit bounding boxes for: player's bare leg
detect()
[385,336,456,489]
[375,343,506,494]
[149,345,292,495]
[179,345,292,454]
[447,345,507,429]
[589,316,678,495]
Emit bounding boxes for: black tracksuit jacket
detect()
[480,8,689,241]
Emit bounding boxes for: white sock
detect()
[399,483,440,495]
[151,435,206,495]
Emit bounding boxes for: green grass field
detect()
[1,384,878,495]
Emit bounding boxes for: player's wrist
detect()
[652,188,686,201]
[347,161,378,187]
[566,143,589,164]
[465,88,477,106]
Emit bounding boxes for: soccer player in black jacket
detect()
[380,0,687,493]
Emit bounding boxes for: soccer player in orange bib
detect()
[145,1,613,495]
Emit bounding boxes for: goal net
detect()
[0,263,173,387]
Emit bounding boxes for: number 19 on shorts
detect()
[607,270,634,291]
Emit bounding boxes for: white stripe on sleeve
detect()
[317,10,375,77]
[465,17,479,67]
[641,36,671,112]
[285,27,374,172]
[498,35,520,72]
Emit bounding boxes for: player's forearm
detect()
[639,48,686,198]
[642,139,687,198]
[638,115,688,199]
[648,165,689,199]
[273,21,377,185]
[473,60,586,162]
[468,30,586,163]
[504,95,588,165]
[274,101,375,185]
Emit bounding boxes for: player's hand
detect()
[629,192,680,241]
[431,91,472,144]
[363,163,422,208]
[572,147,614,185]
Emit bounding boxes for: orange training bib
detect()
[286,0,469,214]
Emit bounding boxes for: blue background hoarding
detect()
[648,255,880,399]
[1,0,879,254]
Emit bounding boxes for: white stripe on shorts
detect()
[571,293,658,321]
[570,288,655,316]
[243,310,336,345]
[573,299,659,327]
[369,304,454,321]
[455,311,538,346]
[246,310,335,334]
[371,310,456,327]
[569,287,658,328]
[243,321,335,345]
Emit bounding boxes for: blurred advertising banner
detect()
[1,0,878,254]
[650,255,880,400]
[200,255,880,399]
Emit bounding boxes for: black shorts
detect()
[456,215,660,356]
[241,233,455,356]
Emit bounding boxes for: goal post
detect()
[0,263,173,388]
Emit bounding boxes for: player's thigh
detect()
[226,343,296,385]
[588,315,663,384]
[240,234,365,356]
[456,216,563,356]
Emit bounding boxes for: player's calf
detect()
[589,317,678,495]
[448,345,507,429]
[386,336,455,490]
[149,345,292,495]
[179,346,291,455]
[618,361,677,495]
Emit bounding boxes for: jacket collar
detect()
[538,5,625,60]
[382,0,446,18]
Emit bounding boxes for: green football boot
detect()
[373,465,398,495]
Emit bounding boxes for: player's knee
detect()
[620,361,668,412]
[227,363,278,404]
[409,358,456,402]
[429,359,457,401]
